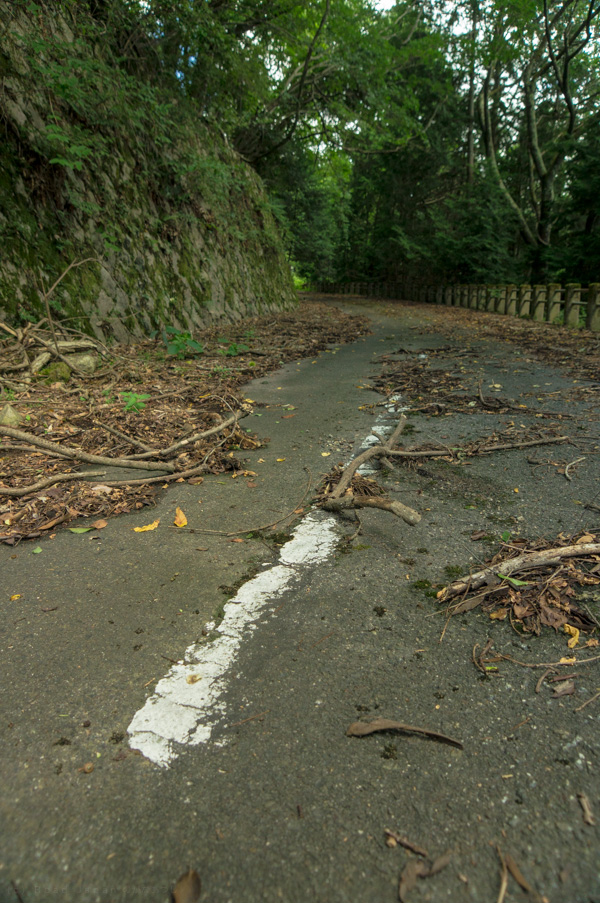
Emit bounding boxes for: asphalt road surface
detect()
[1,297,599,903]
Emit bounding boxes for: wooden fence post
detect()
[565,284,581,327]
[506,285,517,316]
[546,284,561,323]
[485,286,495,312]
[586,284,600,332]
[532,285,547,321]
[495,285,507,314]
[518,285,531,317]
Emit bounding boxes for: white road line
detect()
[128,393,406,768]
[127,512,339,768]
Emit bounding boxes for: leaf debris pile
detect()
[439,531,600,638]
[0,302,369,543]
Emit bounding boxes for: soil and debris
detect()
[0,302,369,542]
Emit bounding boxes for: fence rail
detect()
[309,281,600,333]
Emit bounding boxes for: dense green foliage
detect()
[2,0,599,300]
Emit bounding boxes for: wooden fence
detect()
[309,281,600,333]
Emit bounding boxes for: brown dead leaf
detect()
[551,679,575,698]
[188,476,204,485]
[398,859,428,901]
[172,868,201,903]
[246,481,257,488]
[282,414,295,419]
[346,718,463,749]
[470,530,488,541]
[428,852,452,876]
[174,507,187,528]
[576,533,596,544]
[577,792,596,825]
[91,519,108,529]
[230,538,244,543]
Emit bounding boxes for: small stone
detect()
[0,403,23,427]
[64,352,98,375]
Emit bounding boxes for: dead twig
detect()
[437,542,600,602]
[127,409,248,460]
[93,421,156,452]
[0,470,106,498]
[496,847,508,903]
[321,415,421,525]
[386,434,568,460]
[384,830,428,857]
[574,691,600,712]
[322,494,421,525]
[346,718,463,749]
[564,456,585,481]
[0,426,177,472]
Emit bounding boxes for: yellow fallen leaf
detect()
[186,674,201,685]
[244,398,255,403]
[258,458,265,463]
[174,508,187,528]
[134,519,160,532]
[564,624,580,648]
[276,457,286,462]
[514,488,519,493]
[10,594,21,601]
[489,608,507,620]
[243,470,257,477]
[321,452,331,457]
[559,656,577,664]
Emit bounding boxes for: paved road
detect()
[1,298,599,902]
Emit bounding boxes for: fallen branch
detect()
[93,420,156,453]
[387,434,568,459]
[322,494,421,526]
[346,718,463,749]
[331,416,408,499]
[127,409,248,460]
[437,542,600,602]
[321,415,421,525]
[0,470,106,498]
[0,426,177,473]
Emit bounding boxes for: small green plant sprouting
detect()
[121,391,151,413]
[217,341,250,357]
[211,365,231,377]
[162,327,204,359]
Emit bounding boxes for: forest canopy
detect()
[7,0,600,287]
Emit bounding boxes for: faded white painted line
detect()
[357,393,406,474]
[128,391,406,768]
[127,512,339,768]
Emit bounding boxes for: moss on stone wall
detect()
[0,2,296,340]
